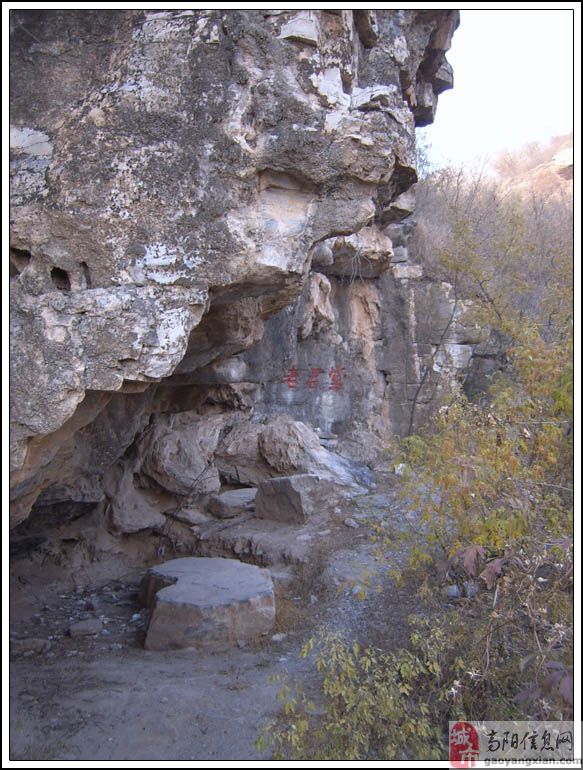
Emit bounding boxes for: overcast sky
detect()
[418,9,575,168]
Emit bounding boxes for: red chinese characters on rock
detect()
[281,365,346,392]
[328,366,346,392]
[282,366,300,390]
[306,367,323,389]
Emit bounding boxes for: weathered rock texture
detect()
[141,557,275,649]
[208,488,257,519]
[10,9,460,530]
[255,474,320,524]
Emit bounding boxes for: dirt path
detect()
[9,482,424,761]
[11,646,292,760]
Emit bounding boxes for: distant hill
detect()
[491,133,573,197]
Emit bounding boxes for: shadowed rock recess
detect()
[10,10,464,548]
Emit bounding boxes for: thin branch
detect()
[528,481,574,494]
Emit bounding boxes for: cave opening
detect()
[9,246,32,275]
[50,266,72,291]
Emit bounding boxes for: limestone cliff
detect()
[10,9,460,530]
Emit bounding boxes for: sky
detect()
[419,9,576,168]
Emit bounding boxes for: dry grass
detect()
[273,545,329,634]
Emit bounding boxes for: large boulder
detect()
[255,474,320,524]
[141,557,275,649]
[137,412,233,497]
[215,422,269,486]
[258,416,372,491]
[105,464,168,533]
[215,415,372,493]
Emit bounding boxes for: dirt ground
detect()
[9,484,425,761]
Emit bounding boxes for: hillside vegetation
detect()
[259,137,574,760]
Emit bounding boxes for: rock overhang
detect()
[9,9,459,527]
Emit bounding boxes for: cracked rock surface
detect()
[10,9,463,536]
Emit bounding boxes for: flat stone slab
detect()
[68,618,103,637]
[194,515,323,565]
[141,557,275,650]
[207,488,257,519]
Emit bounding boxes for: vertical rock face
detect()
[10,9,460,529]
[239,220,482,438]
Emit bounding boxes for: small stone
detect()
[160,696,169,704]
[463,580,479,599]
[309,594,318,605]
[447,584,461,599]
[317,529,331,536]
[68,618,103,637]
[351,584,363,596]
[271,633,287,642]
[172,508,210,526]
[236,639,248,648]
[130,612,142,622]
[268,567,294,586]
[11,638,50,656]
[343,517,359,529]
[88,106,106,126]
[20,693,36,704]
[334,508,342,515]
